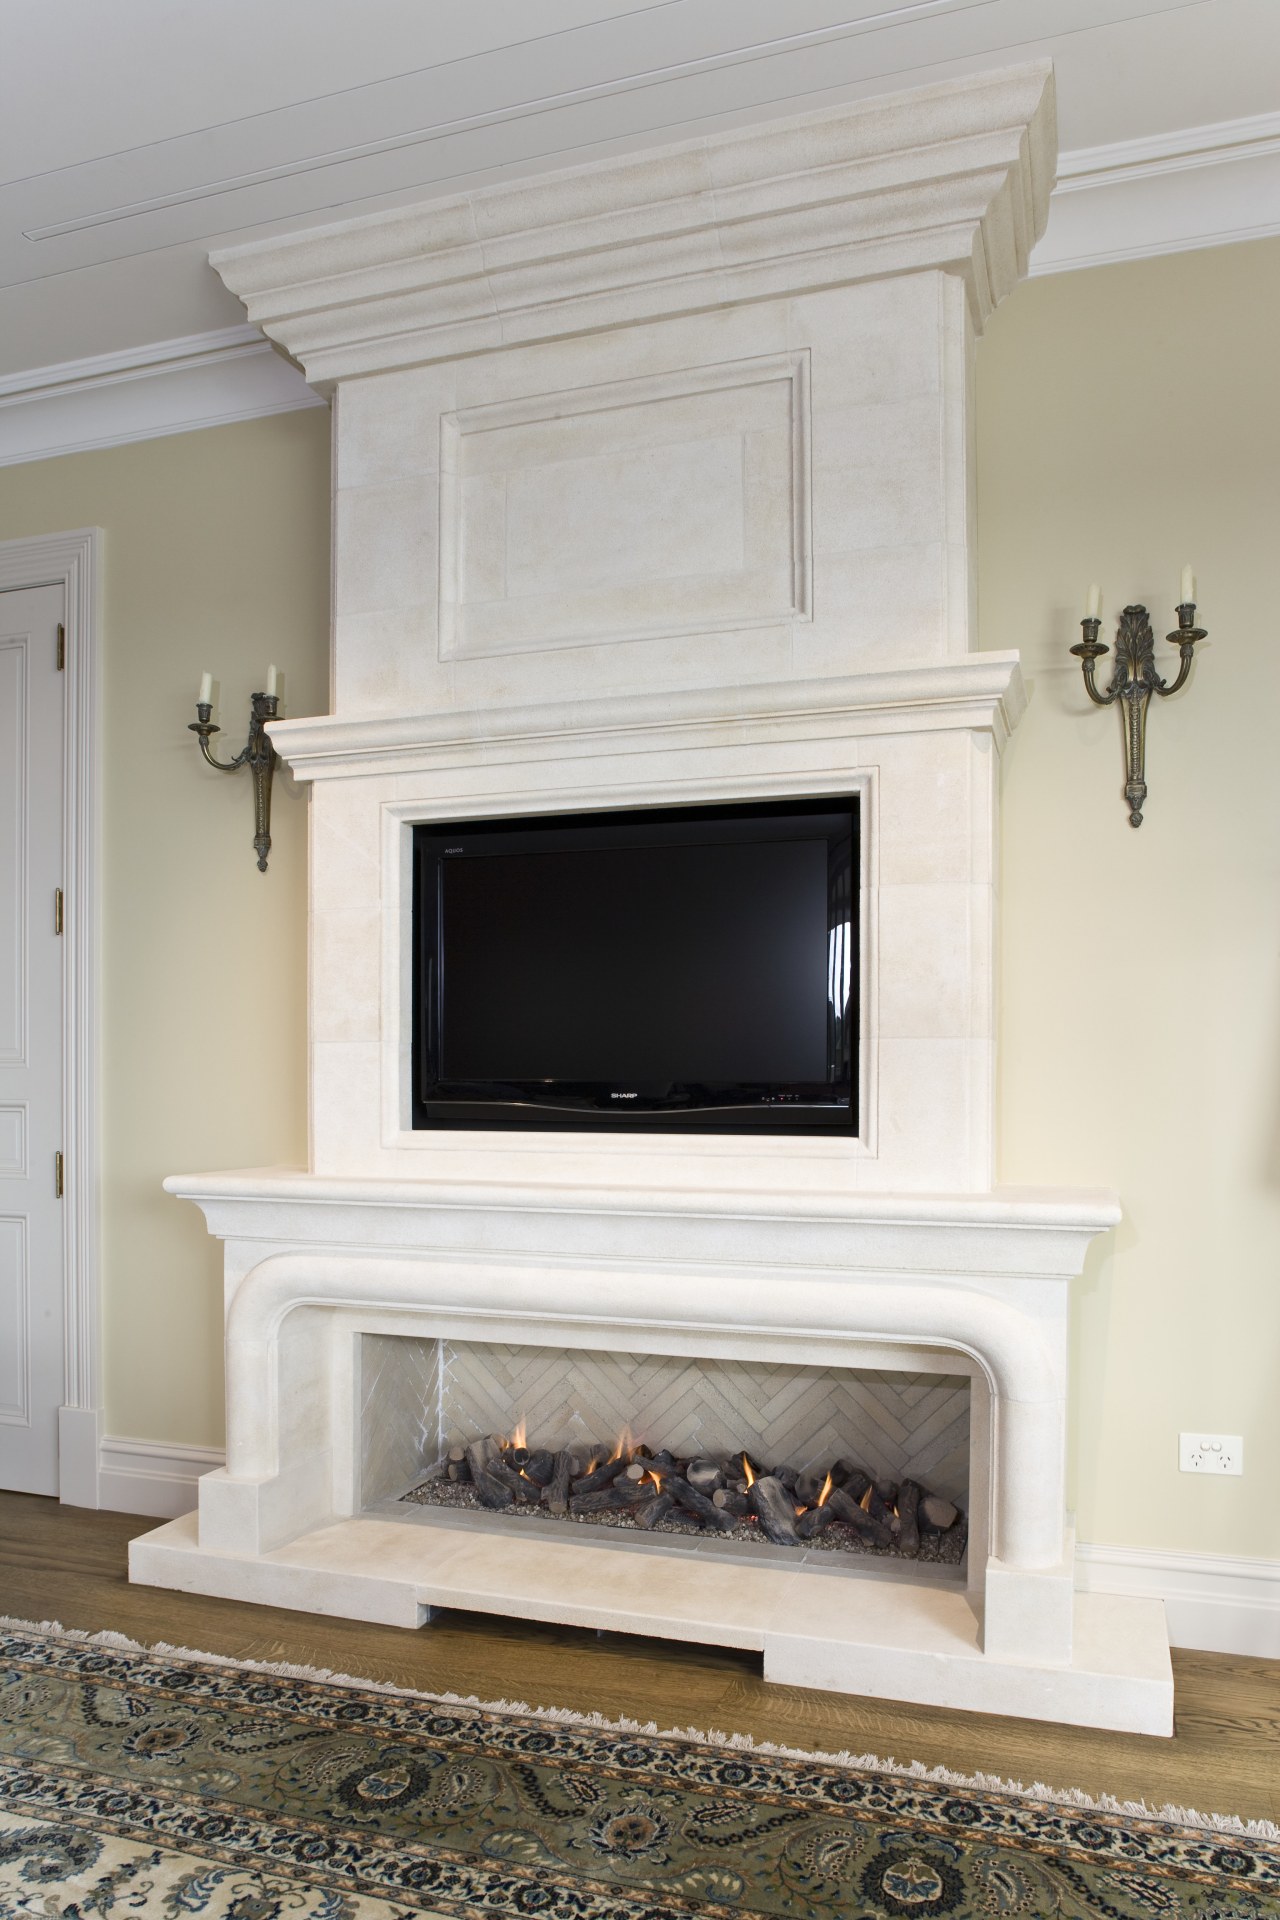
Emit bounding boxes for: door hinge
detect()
[56,624,66,671]
[54,888,63,935]
[55,1151,64,1198]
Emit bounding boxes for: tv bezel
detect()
[411,796,858,1136]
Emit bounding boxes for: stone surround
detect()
[129,62,1174,1732]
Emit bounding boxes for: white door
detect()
[0,584,65,1495]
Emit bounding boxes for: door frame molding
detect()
[0,529,102,1504]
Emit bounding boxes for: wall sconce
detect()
[1069,568,1207,827]
[188,667,280,871]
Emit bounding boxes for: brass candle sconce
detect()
[1069,569,1207,827]
[188,668,281,871]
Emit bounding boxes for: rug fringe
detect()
[4,1613,1276,1843]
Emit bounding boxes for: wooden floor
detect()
[2,1491,1277,1828]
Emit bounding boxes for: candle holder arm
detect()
[1155,604,1207,698]
[1069,619,1119,706]
[189,707,252,772]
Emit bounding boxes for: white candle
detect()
[198,670,212,707]
[266,663,278,698]
[1180,565,1195,606]
[1085,582,1101,620]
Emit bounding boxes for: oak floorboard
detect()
[1,1492,1276,1828]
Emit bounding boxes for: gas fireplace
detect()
[358,1334,970,1566]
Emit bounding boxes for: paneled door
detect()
[0,584,65,1494]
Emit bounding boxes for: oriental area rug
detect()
[1,1621,1277,1920]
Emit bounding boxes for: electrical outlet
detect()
[1179,1433,1243,1475]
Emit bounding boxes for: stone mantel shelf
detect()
[164,1169,1119,1281]
[267,654,1028,782]
[210,64,1054,386]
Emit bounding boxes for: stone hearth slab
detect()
[130,1513,1172,1735]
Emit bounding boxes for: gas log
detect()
[825,1485,894,1547]
[542,1449,578,1516]
[896,1479,922,1558]
[569,1481,657,1516]
[571,1458,629,1495]
[634,1491,675,1529]
[668,1476,737,1532]
[522,1449,556,1487]
[712,1488,751,1518]
[829,1459,871,1500]
[466,1436,527,1503]
[417,1433,964,1562]
[749,1476,801,1546]
[920,1493,959,1532]
[797,1503,836,1541]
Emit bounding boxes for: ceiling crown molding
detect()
[0,325,322,468]
[1032,107,1280,274]
[210,62,1056,390]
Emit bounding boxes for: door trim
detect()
[0,530,102,1505]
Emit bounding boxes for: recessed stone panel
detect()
[439,354,810,659]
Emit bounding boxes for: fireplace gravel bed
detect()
[399,1437,968,1568]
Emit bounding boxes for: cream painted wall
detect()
[0,410,331,1448]
[977,235,1280,1559]
[0,240,1275,1565]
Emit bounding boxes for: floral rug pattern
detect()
[0,1624,1276,1918]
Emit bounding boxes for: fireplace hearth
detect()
[130,61,1175,1736]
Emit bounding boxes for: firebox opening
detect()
[357,1333,969,1575]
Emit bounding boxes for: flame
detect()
[741,1454,756,1488]
[794,1506,807,1518]
[817,1472,833,1508]
[609,1426,635,1464]
[508,1418,527,1451]
[858,1484,873,1512]
[645,1468,664,1488]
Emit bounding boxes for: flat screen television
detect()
[412,796,857,1134]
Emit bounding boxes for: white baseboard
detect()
[98,1436,225,1521]
[1076,1542,1280,1659]
[58,1406,104,1509]
[94,1444,1280,1658]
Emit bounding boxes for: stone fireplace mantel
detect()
[132,1171,1173,1731]
[130,60,1175,1732]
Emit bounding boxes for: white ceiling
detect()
[2,0,1278,380]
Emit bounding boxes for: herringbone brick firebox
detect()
[357,1333,970,1515]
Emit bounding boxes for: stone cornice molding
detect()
[268,653,1027,783]
[210,62,1055,388]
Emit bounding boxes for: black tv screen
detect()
[412,797,857,1134]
